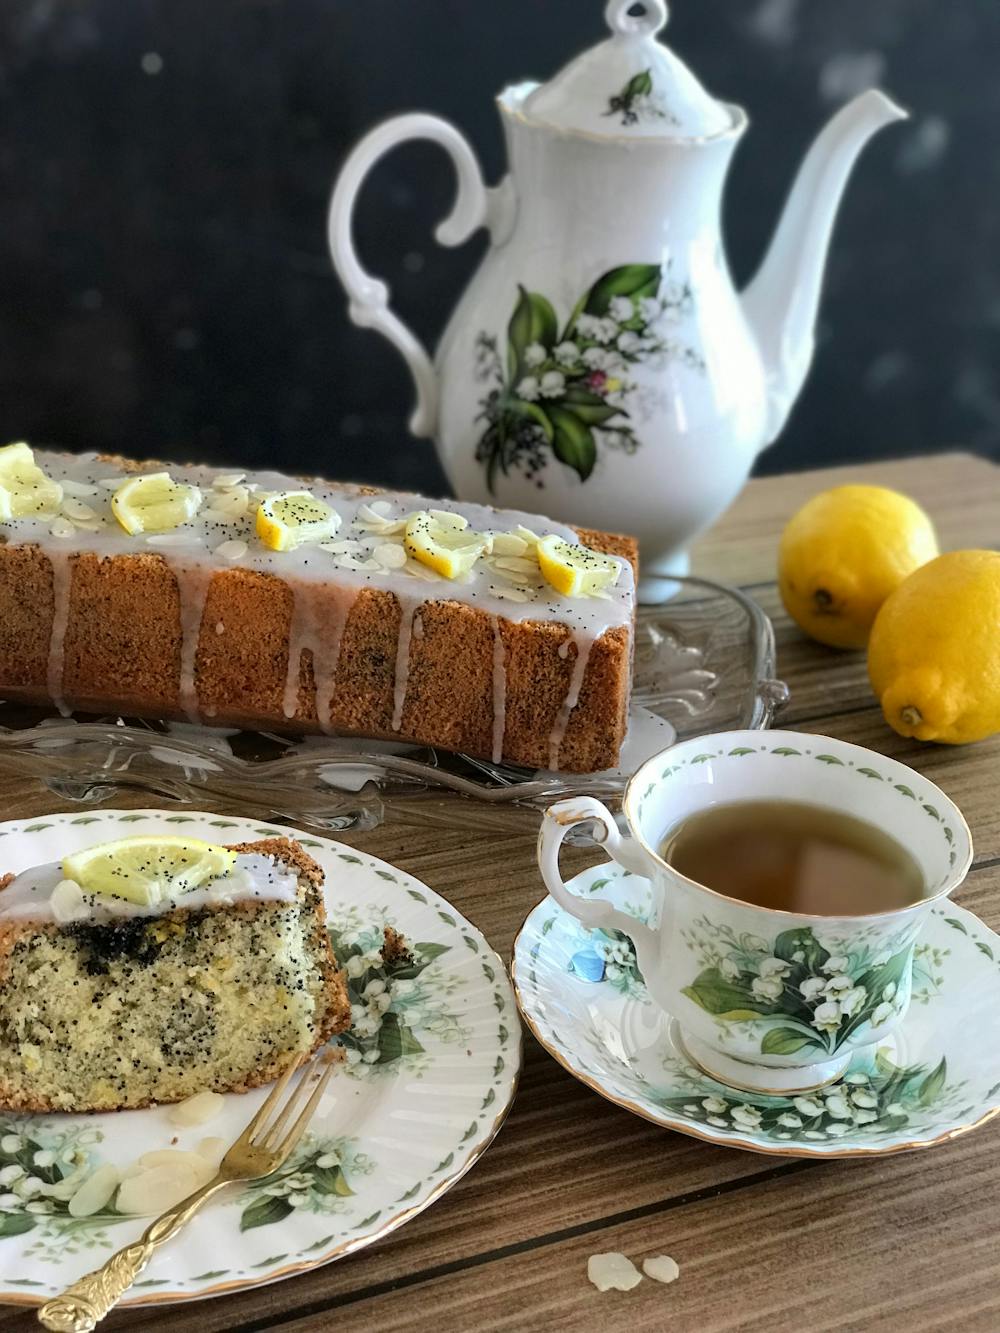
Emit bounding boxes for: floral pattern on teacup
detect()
[569,928,645,999]
[680,917,916,1057]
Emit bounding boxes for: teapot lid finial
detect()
[519,1,736,141]
[604,0,669,40]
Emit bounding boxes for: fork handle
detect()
[37,1178,227,1331]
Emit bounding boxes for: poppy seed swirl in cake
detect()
[0,838,350,1112]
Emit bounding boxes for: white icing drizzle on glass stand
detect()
[3,452,634,771]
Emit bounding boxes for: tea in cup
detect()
[537,730,972,1093]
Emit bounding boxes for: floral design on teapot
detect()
[680,918,916,1057]
[604,68,677,128]
[474,264,703,491]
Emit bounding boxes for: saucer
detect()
[512,863,1000,1158]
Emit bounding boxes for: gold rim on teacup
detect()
[537,729,974,1095]
[620,730,973,920]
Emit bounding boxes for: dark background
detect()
[0,0,996,496]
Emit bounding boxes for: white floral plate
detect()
[0,809,520,1311]
[512,863,1000,1158]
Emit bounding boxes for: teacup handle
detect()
[537,798,659,954]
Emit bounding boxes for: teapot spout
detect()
[743,90,908,445]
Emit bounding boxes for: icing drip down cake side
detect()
[0,449,637,772]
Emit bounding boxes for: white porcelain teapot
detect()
[329,0,905,600]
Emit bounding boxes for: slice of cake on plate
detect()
[0,834,349,1112]
[0,445,637,772]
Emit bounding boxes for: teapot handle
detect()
[328,113,503,439]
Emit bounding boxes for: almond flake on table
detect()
[337,554,370,571]
[642,1256,680,1284]
[215,540,248,562]
[49,518,75,539]
[197,1136,226,1162]
[60,479,101,498]
[587,1253,643,1292]
[369,499,393,517]
[321,540,362,554]
[212,472,246,490]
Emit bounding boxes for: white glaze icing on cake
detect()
[0,852,300,924]
[1,451,635,769]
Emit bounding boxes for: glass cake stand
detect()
[0,576,787,830]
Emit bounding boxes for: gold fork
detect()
[37,1050,340,1332]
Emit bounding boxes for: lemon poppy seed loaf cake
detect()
[0,836,349,1112]
[0,447,637,772]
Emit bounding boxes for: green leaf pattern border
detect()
[474,262,703,491]
[0,810,520,1302]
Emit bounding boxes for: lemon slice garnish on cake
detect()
[62,836,237,906]
[536,534,622,598]
[111,472,203,535]
[404,510,491,579]
[256,490,341,551]
[0,442,64,519]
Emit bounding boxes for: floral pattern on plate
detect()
[0,810,520,1310]
[512,862,1000,1157]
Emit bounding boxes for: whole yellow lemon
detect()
[778,485,939,649]
[869,550,1000,745]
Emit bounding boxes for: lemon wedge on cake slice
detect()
[404,510,491,579]
[0,442,64,519]
[62,836,237,907]
[536,534,622,598]
[256,490,341,551]
[111,472,203,535]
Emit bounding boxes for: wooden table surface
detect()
[1,451,998,1333]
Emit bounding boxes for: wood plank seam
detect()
[227,1161,815,1331]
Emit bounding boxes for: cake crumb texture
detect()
[0,520,637,773]
[0,838,347,1112]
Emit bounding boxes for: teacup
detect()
[537,729,972,1093]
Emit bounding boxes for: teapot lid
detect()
[521,1,736,141]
